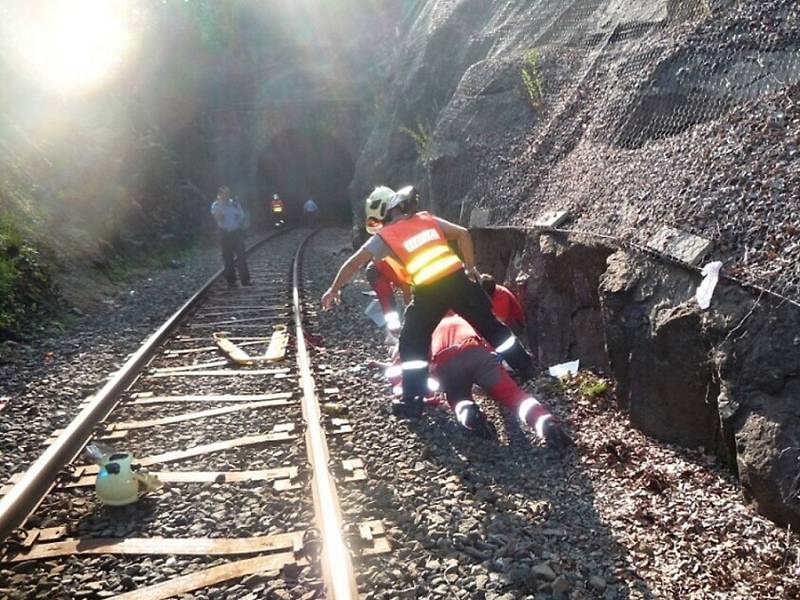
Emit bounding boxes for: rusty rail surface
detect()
[292,229,359,599]
[0,229,291,543]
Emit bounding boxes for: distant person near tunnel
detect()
[211,185,251,288]
[322,185,535,420]
[303,197,319,227]
[270,193,286,228]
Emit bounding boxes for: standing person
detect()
[322,185,534,418]
[211,185,251,288]
[480,273,526,334]
[270,193,285,227]
[364,186,411,340]
[303,197,319,227]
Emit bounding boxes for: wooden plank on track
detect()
[78,429,296,475]
[195,307,285,318]
[194,316,285,326]
[184,324,284,330]
[6,531,305,562]
[165,341,269,356]
[107,400,295,430]
[129,392,293,405]
[200,306,286,311]
[172,336,271,343]
[45,430,128,446]
[63,467,297,488]
[109,551,306,600]
[151,359,229,373]
[148,368,289,378]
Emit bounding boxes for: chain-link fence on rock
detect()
[414,0,800,302]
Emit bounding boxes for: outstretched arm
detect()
[322,247,373,309]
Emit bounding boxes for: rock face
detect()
[710,283,800,529]
[600,249,800,528]
[475,227,800,529]
[353,0,800,299]
[599,251,726,456]
[473,229,613,371]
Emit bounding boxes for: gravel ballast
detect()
[307,228,799,600]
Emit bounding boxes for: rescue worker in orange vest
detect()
[480,273,526,334]
[363,186,412,338]
[379,314,570,450]
[270,193,285,227]
[322,185,535,418]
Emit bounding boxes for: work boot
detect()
[500,342,536,381]
[541,419,572,452]
[458,404,497,440]
[516,364,537,382]
[392,396,424,419]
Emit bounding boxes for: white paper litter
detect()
[364,299,386,327]
[548,360,580,378]
[695,261,723,309]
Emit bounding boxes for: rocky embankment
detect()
[473,227,800,532]
[353,0,800,299]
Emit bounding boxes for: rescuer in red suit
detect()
[378,314,570,450]
[480,273,526,334]
[322,185,535,420]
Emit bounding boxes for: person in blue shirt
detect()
[210,185,251,288]
[303,197,319,227]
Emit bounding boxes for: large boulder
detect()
[600,249,800,528]
[599,250,726,456]
[474,229,612,371]
[710,285,800,529]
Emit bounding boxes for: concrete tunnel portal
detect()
[258,127,355,225]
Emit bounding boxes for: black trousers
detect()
[398,269,533,399]
[220,230,250,286]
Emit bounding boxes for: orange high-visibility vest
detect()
[377,212,463,286]
[378,256,412,286]
[271,199,284,213]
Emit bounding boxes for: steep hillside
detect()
[354,0,800,299]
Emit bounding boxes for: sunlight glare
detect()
[3,0,133,95]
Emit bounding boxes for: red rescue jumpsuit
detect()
[366,258,411,332]
[385,315,552,437]
[490,284,526,329]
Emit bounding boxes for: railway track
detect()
[0,228,388,599]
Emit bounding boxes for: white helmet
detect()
[365,186,395,233]
[386,185,418,212]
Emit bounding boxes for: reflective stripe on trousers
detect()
[496,336,516,354]
[454,400,475,426]
[518,397,550,438]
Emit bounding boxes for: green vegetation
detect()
[0,214,56,338]
[580,376,609,398]
[540,376,567,395]
[400,119,432,164]
[521,48,544,108]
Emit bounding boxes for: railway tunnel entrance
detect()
[258,128,355,226]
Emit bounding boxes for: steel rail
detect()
[292,229,359,599]
[0,229,292,543]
